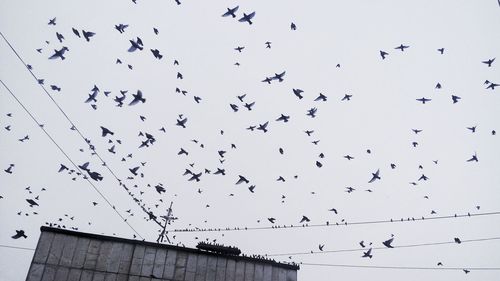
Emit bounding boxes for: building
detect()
[25,226,299,281]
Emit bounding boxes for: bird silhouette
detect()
[48,18,56,26]
[11,230,27,239]
[222,6,239,18]
[239,12,256,25]
[382,237,394,248]
[395,44,409,51]
[380,51,388,59]
[128,37,144,52]
[115,24,129,33]
[368,169,381,183]
[49,47,69,60]
[236,175,249,185]
[300,216,310,223]
[416,97,431,104]
[362,248,372,258]
[82,30,95,42]
[129,90,146,105]
[482,58,495,67]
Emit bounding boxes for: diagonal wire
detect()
[0,31,163,229]
[1,79,144,240]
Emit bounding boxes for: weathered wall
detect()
[25,229,298,281]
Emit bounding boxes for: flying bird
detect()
[395,44,409,51]
[222,6,239,18]
[293,88,304,99]
[382,237,394,248]
[257,121,269,133]
[48,18,56,25]
[100,126,114,137]
[416,97,431,104]
[236,175,249,185]
[368,169,381,183]
[466,152,478,162]
[128,37,144,52]
[380,50,388,59]
[11,230,27,239]
[238,12,256,25]
[273,71,286,82]
[299,216,310,223]
[115,24,129,33]
[48,47,69,60]
[129,90,146,105]
[482,58,495,67]
[362,248,373,258]
[82,30,95,42]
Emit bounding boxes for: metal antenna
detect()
[157,201,177,243]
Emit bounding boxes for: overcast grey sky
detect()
[1,0,500,280]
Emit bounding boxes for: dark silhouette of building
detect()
[25,226,299,281]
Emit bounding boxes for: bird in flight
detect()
[235,46,245,52]
[293,88,304,99]
[82,30,95,42]
[129,90,146,105]
[380,50,388,59]
[299,215,310,223]
[222,6,239,18]
[257,121,269,133]
[236,175,249,185]
[291,22,297,30]
[451,95,461,103]
[49,47,69,60]
[11,230,27,239]
[486,82,499,90]
[128,37,144,52]
[394,44,409,51]
[416,97,431,104]
[368,169,381,183]
[362,248,373,258]
[239,11,256,25]
[482,58,495,67]
[437,48,445,54]
[466,152,478,162]
[115,24,129,33]
[273,71,286,82]
[382,237,394,248]
[48,18,56,25]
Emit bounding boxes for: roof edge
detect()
[39,226,299,270]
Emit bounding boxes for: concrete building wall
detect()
[25,228,298,281]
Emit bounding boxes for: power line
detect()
[0,31,163,230]
[0,79,144,240]
[0,244,35,251]
[170,211,500,233]
[300,262,500,271]
[266,236,500,257]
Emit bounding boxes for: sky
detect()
[1,0,500,280]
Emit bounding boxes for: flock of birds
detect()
[1,2,498,277]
